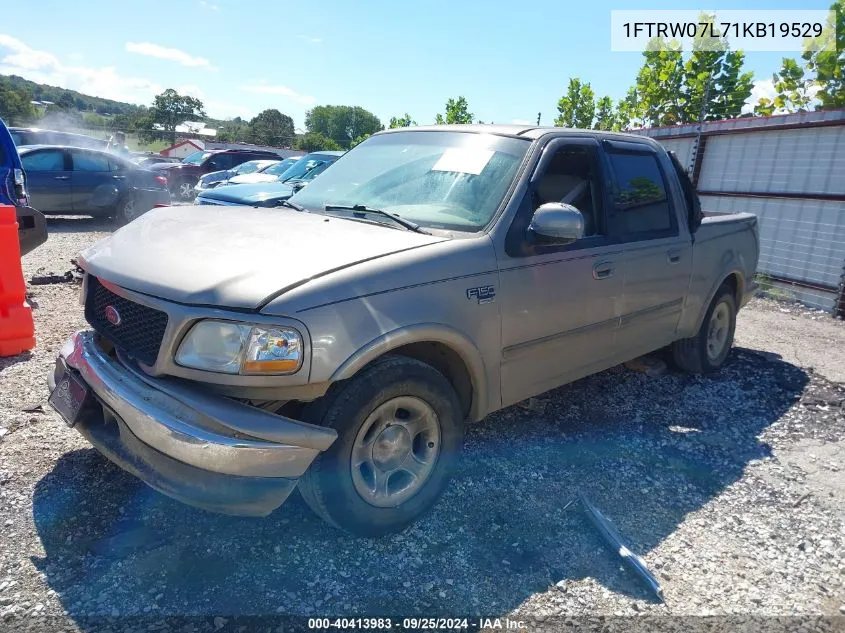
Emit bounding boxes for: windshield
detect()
[182,150,210,165]
[233,160,266,175]
[292,132,529,232]
[263,157,301,176]
[277,156,334,182]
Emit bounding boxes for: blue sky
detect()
[0,0,831,129]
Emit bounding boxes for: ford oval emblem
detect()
[104,305,121,326]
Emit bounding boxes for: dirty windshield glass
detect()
[181,150,210,165]
[292,132,529,231]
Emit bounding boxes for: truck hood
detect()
[79,205,447,309]
[196,181,295,206]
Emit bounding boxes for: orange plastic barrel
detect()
[0,205,35,356]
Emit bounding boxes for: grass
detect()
[755,273,795,302]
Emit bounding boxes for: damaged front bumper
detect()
[48,331,337,516]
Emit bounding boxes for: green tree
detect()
[389,113,416,128]
[0,83,37,125]
[615,87,641,130]
[138,89,206,145]
[635,45,686,126]
[554,78,595,128]
[593,96,617,130]
[633,15,753,125]
[216,117,249,143]
[758,57,815,115]
[435,97,473,124]
[295,131,342,152]
[304,105,382,149]
[350,133,372,148]
[246,109,295,147]
[803,0,844,110]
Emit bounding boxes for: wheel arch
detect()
[329,324,488,422]
[693,269,744,333]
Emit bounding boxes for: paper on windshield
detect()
[432,147,494,175]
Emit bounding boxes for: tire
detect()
[115,194,142,226]
[172,178,196,201]
[298,355,465,536]
[671,283,737,374]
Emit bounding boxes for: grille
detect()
[85,276,168,366]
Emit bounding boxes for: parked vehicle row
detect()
[150,148,282,201]
[194,158,286,192]
[195,151,343,207]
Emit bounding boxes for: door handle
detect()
[53,175,69,180]
[667,250,681,264]
[593,262,614,280]
[112,175,126,180]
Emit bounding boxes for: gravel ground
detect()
[1,217,843,629]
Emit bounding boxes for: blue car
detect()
[19,145,171,224]
[0,117,47,255]
[194,151,343,207]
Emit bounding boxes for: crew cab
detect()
[48,126,759,536]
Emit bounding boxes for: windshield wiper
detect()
[276,199,306,211]
[324,204,428,234]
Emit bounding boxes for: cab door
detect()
[69,149,118,213]
[601,141,693,359]
[496,138,624,407]
[20,148,72,213]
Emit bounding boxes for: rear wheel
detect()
[173,179,195,201]
[115,195,141,226]
[671,283,737,374]
[297,356,464,536]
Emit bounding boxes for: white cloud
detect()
[178,84,206,99]
[0,34,161,105]
[742,78,821,115]
[199,0,220,10]
[296,35,322,44]
[125,42,214,69]
[205,100,255,120]
[743,79,776,113]
[240,83,316,105]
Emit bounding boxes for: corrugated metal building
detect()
[635,110,845,316]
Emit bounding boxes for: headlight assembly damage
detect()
[175,320,303,375]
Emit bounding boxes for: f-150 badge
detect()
[466,286,496,304]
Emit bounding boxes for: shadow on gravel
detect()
[31,347,808,618]
[44,216,113,234]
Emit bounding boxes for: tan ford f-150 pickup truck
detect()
[48,125,759,535]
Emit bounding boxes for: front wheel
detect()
[297,356,465,536]
[671,283,737,374]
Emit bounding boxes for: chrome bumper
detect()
[50,331,337,515]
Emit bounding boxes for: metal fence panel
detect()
[698,127,845,195]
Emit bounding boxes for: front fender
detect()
[330,323,489,421]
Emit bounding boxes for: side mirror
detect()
[528,202,584,244]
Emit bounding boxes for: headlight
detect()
[175,320,303,375]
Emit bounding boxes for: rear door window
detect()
[21,150,66,171]
[606,151,676,239]
[71,151,111,171]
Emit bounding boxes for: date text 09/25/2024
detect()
[307,617,527,630]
